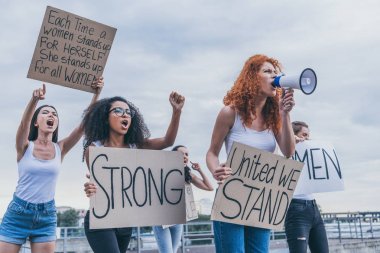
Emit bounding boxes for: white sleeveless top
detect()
[93,141,137,149]
[225,113,277,155]
[15,141,61,203]
[224,114,315,200]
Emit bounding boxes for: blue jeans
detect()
[285,199,329,253]
[213,221,271,253]
[0,195,56,244]
[153,225,183,253]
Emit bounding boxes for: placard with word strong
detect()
[89,147,186,229]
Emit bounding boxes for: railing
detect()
[322,212,380,242]
[19,213,380,253]
[130,219,380,252]
[325,219,380,242]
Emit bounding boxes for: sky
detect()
[0,0,379,217]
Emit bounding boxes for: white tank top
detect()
[224,114,315,200]
[225,113,277,155]
[15,141,61,203]
[93,141,137,149]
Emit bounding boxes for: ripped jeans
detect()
[285,199,329,253]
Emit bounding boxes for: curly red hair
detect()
[223,54,282,135]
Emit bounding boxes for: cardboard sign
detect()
[89,147,186,229]
[211,142,304,230]
[292,140,344,195]
[27,6,116,93]
[161,183,199,229]
[185,183,199,221]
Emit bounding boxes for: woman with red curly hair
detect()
[206,54,296,253]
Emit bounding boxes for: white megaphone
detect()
[272,68,317,95]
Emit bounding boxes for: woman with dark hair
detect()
[0,80,103,253]
[152,145,213,253]
[285,121,329,253]
[291,121,309,143]
[206,54,296,253]
[82,92,185,253]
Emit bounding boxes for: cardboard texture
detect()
[27,6,116,93]
[211,142,304,230]
[89,147,186,229]
[185,183,199,221]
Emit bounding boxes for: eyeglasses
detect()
[109,107,135,118]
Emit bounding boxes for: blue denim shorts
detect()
[0,195,57,244]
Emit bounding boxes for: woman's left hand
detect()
[190,161,201,171]
[280,88,295,113]
[169,91,185,111]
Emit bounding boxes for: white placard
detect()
[292,140,344,195]
[89,147,186,229]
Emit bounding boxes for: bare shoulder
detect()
[220,105,235,115]
[217,106,235,125]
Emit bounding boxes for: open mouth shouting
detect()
[121,119,129,129]
[46,118,55,127]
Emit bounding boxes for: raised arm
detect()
[275,89,296,157]
[189,162,214,191]
[206,106,234,183]
[142,91,185,150]
[58,77,104,160]
[16,84,46,161]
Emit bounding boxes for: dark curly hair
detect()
[82,96,151,161]
[172,145,192,184]
[29,105,59,143]
[223,54,282,135]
